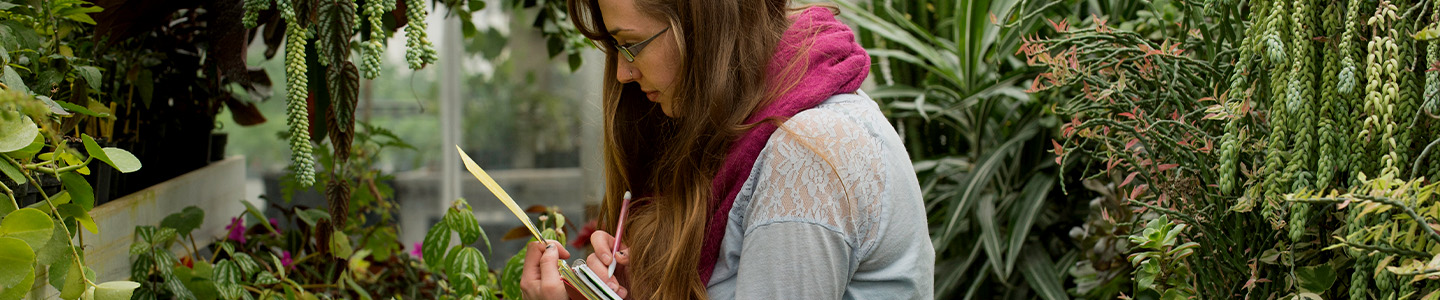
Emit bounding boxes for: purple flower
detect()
[281,251,294,270]
[225,217,247,244]
[411,242,423,258]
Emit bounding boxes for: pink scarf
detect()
[699,6,870,284]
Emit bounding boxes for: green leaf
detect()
[422,221,451,270]
[81,134,141,173]
[161,206,205,238]
[35,221,70,265]
[445,206,483,246]
[449,247,487,293]
[0,194,12,217]
[254,271,279,285]
[73,66,100,91]
[60,258,86,300]
[1296,264,1337,293]
[1135,259,1159,291]
[59,172,93,210]
[56,204,97,234]
[316,0,356,64]
[975,193,1006,279]
[213,260,243,300]
[0,237,34,288]
[1,66,29,95]
[94,281,140,300]
[0,207,52,250]
[232,253,260,279]
[0,156,23,186]
[295,208,331,227]
[4,134,42,162]
[0,114,37,153]
[501,247,525,299]
[55,101,108,118]
[1019,246,1069,300]
[330,230,353,259]
[1005,175,1055,275]
[239,200,276,234]
[0,268,33,300]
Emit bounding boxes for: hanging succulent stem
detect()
[280,0,316,187]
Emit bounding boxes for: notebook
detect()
[456,146,624,300]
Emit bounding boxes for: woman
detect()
[519,0,934,298]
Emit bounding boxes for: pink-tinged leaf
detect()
[1133,184,1150,199]
[1052,140,1064,156]
[989,13,998,24]
[1118,112,1135,119]
[1126,138,1140,149]
[1056,156,1063,165]
[1158,164,1179,172]
[1120,172,1139,187]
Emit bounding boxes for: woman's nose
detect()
[616,61,638,83]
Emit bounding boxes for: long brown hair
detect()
[567,0,796,298]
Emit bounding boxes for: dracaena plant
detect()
[1,87,144,299]
[827,0,1073,298]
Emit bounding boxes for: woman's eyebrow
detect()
[607,27,632,36]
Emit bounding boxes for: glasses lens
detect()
[619,48,636,62]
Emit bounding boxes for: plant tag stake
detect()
[456,145,543,241]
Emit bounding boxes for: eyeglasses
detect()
[615,26,670,63]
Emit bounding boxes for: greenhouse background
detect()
[4,0,1440,299]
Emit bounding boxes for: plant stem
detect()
[11,156,97,287]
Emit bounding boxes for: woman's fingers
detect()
[522,241,544,281]
[539,241,564,290]
[590,230,615,265]
[519,240,571,300]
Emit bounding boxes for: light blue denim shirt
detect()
[705,91,935,299]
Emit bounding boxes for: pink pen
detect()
[608,191,632,277]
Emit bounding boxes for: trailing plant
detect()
[1023,0,1440,297]
[1,86,144,299]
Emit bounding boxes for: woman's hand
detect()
[520,240,571,300]
[584,231,630,298]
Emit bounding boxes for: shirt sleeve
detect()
[733,221,851,299]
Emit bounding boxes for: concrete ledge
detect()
[29,156,247,298]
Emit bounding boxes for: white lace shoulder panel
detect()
[743,98,887,252]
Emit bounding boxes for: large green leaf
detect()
[94,281,141,300]
[0,268,32,300]
[59,258,86,300]
[0,114,37,153]
[34,221,70,265]
[974,194,1005,278]
[59,172,93,210]
[161,206,205,237]
[81,134,141,173]
[501,247,526,299]
[0,207,52,250]
[0,237,34,288]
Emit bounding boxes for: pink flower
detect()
[410,242,423,259]
[281,251,294,270]
[225,217,247,244]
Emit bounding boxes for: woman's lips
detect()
[646,91,659,102]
